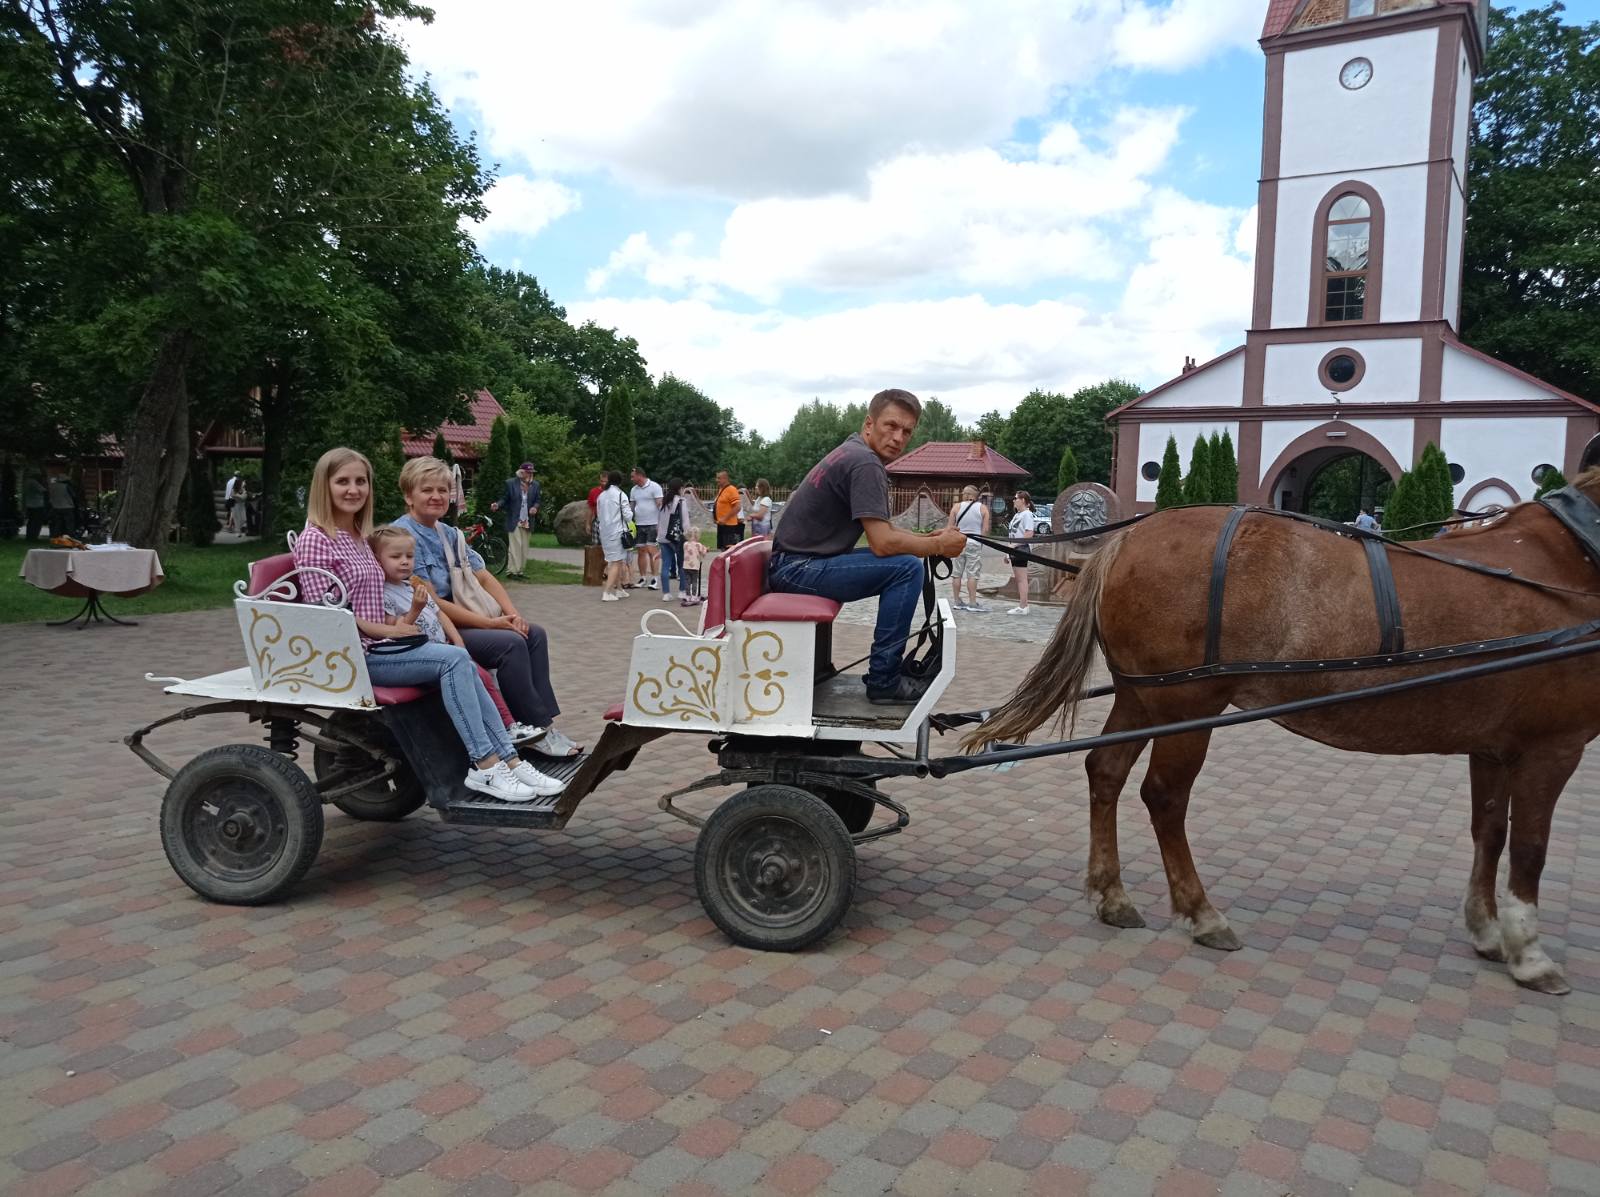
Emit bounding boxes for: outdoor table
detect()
[20,547,165,628]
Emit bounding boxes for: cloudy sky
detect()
[402,1,1310,433]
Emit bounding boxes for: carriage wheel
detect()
[312,715,425,822]
[696,785,855,951]
[815,785,877,834]
[160,745,324,905]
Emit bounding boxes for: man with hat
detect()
[493,462,541,581]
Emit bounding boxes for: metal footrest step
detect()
[436,753,588,829]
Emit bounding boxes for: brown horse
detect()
[970,468,1600,994]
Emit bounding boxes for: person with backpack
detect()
[945,484,992,612]
[657,478,690,601]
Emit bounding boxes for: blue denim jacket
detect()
[391,514,484,601]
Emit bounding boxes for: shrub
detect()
[1155,436,1184,510]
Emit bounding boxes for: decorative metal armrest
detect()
[233,565,350,608]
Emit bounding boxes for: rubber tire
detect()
[312,716,426,822]
[695,784,856,952]
[160,744,324,905]
[815,785,876,834]
[481,532,509,576]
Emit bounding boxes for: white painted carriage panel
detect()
[1279,29,1437,179]
[1134,421,1242,504]
[1441,417,1566,504]
[1137,352,1244,409]
[1257,420,1322,486]
[1263,339,1421,405]
[1440,344,1555,402]
[625,632,731,733]
[234,599,376,708]
[730,621,816,735]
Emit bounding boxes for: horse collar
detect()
[1537,486,1600,570]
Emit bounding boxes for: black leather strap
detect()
[1204,508,1248,666]
[1538,486,1600,567]
[1362,537,1405,654]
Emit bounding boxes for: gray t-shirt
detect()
[772,434,891,557]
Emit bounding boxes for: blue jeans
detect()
[768,549,923,688]
[366,642,514,765]
[660,540,680,595]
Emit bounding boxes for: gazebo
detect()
[885,440,1030,506]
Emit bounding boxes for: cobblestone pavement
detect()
[2,584,1599,1197]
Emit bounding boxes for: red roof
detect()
[400,389,506,460]
[886,440,1029,478]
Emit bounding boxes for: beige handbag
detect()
[446,524,503,618]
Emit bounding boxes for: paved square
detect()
[2,585,1598,1196]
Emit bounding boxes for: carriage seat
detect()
[702,537,840,635]
[243,551,424,705]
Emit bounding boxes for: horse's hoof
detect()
[1194,925,1243,952]
[1473,943,1507,963]
[1513,966,1571,995]
[1098,901,1147,930]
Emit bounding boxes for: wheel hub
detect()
[723,817,829,926]
[187,781,287,883]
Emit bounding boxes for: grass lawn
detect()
[0,538,580,624]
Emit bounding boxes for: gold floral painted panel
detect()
[632,645,724,724]
[737,629,789,719]
[245,607,360,695]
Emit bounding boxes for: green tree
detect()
[432,431,453,467]
[634,374,729,482]
[722,420,776,488]
[1382,468,1424,540]
[907,397,963,449]
[473,416,511,517]
[998,390,1067,482]
[1056,446,1079,493]
[1462,3,1600,405]
[971,410,1009,447]
[1419,442,1457,528]
[1061,380,1142,485]
[770,399,857,486]
[370,429,407,525]
[1155,436,1184,510]
[599,385,639,474]
[499,394,598,527]
[1535,465,1569,497]
[1183,435,1213,504]
[507,419,526,473]
[183,455,219,547]
[1215,430,1240,502]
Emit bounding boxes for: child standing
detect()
[369,526,562,795]
[680,536,706,607]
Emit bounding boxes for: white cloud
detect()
[570,200,1255,435]
[470,174,581,242]
[587,107,1189,299]
[407,0,1261,197]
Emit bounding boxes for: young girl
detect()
[369,525,545,750]
[680,534,706,607]
[1006,490,1034,616]
[291,447,561,802]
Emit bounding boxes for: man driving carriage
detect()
[768,388,968,704]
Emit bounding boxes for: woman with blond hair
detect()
[391,456,582,757]
[291,448,557,801]
[944,484,991,612]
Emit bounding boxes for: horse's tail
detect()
[962,529,1127,751]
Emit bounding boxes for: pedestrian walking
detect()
[629,467,663,589]
[714,470,743,549]
[946,484,991,611]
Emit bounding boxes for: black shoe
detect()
[865,673,932,705]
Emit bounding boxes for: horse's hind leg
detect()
[1464,755,1510,961]
[1140,729,1240,951]
[1084,692,1150,929]
[1499,746,1582,995]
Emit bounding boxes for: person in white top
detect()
[629,467,664,589]
[741,478,775,538]
[223,472,240,531]
[597,471,635,601]
[945,484,992,612]
[1006,490,1035,615]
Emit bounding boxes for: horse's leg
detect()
[1140,729,1240,951]
[1500,746,1582,995]
[1084,692,1150,929]
[1464,755,1510,962]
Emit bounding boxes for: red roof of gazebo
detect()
[401,390,506,460]
[886,440,1029,479]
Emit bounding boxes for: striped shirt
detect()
[291,523,388,648]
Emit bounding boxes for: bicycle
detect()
[460,514,508,576]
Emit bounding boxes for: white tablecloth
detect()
[21,548,165,598]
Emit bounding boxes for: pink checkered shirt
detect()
[291,523,388,648]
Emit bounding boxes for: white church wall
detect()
[1257,420,1323,485]
[1442,417,1566,503]
[1443,185,1464,328]
[1451,45,1472,189]
[1138,353,1245,409]
[1440,345,1555,402]
[1280,29,1437,179]
[1256,418,1414,489]
[1345,419,1414,476]
[1263,338,1422,405]
[1271,165,1429,327]
[1134,421,1241,503]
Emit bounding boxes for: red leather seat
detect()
[603,702,625,722]
[702,537,839,634]
[246,553,296,597]
[373,685,430,706]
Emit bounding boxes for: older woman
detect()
[391,457,583,757]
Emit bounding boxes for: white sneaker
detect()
[646,578,659,589]
[464,761,538,802]
[618,588,631,599]
[602,592,620,602]
[662,591,677,602]
[507,758,565,797]
[1007,605,1030,615]
[969,602,990,613]
[539,726,583,757]
[507,722,546,744]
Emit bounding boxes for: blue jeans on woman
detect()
[365,642,514,765]
[768,549,923,689]
[660,540,681,596]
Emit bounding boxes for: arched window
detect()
[1309,182,1383,326]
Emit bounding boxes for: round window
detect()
[1318,348,1366,392]
[1326,355,1358,384]
[1141,461,1161,482]
[1532,463,1558,484]
[1448,462,1465,485]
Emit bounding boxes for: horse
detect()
[968,468,1600,994]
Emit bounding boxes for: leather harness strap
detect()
[1538,487,1600,569]
[1361,537,1405,655]
[1203,507,1248,666]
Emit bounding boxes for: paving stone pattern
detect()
[2,589,1599,1196]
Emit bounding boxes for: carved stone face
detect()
[1067,490,1107,533]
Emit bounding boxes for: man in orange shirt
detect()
[714,470,743,549]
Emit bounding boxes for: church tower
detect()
[1253,0,1488,334]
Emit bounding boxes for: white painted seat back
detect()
[233,566,376,708]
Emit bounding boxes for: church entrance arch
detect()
[1259,422,1403,520]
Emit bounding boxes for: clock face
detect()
[1340,57,1373,90]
